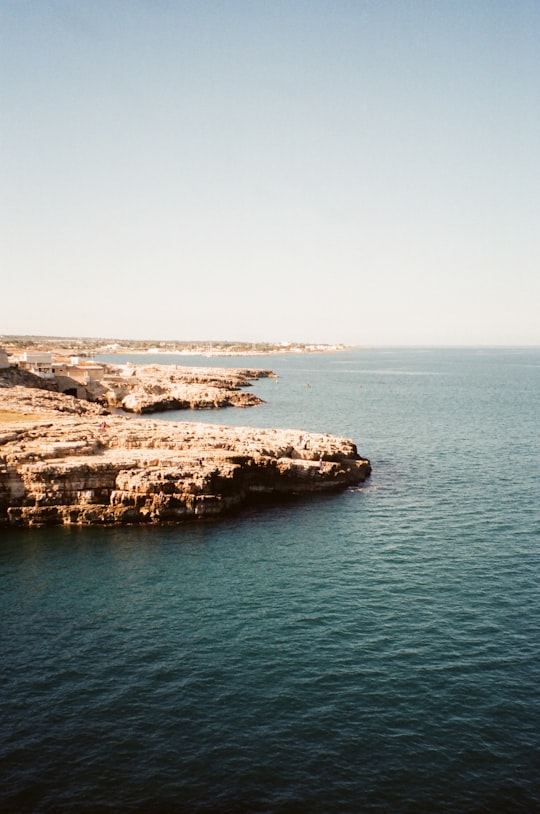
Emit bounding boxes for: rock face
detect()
[0,384,108,418]
[1,362,274,413]
[0,411,371,526]
[90,365,275,413]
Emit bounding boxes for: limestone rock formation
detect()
[1,363,371,526]
[1,361,274,414]
[0,410,371,527]
[90,365,275,413]
[0,384,108,418]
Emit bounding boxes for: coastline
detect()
[0,335,351,359]
[0,360,371,527]
[0,408,371,527]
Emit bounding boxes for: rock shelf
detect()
[0,412,371,526]
[0,360,274,414]
[0,370,371,527]
[89,364,275,413]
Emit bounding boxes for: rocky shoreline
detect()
[99,365,274,413]
[0,361,275,414]
[0,367,371,527]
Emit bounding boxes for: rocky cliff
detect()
[89,365,275,412]
[0,399,370,527]
[1,361,274,413]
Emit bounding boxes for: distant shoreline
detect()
[102,346,349,358]
[0,336,350,358]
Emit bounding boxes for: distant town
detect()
[0,336,348,358]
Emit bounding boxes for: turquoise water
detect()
[1,348,539,812]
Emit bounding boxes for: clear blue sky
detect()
[2,1,539,345]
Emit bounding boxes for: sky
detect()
[1,0,539,345]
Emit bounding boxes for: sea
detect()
[1,347,539,813]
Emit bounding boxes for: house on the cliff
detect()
[49,356,103,380]
[49,357,105,398]
[63,359,105,386]
[64,362,103,386]
[15,350,105,397]
[18,351,54,378]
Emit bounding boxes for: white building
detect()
[0,348,10,369]
[18,351,54,378]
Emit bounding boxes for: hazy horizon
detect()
[2,1,539,346]
[2,333,538,351]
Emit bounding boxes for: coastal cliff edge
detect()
[0,387,371,526]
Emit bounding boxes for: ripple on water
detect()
[1,349,540,812]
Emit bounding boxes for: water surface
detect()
[2,348,539,812]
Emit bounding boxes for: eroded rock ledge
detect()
[95,365,275,413]
[0,407,371,527]
[0,366,371,526]
[1,361,275,414]
[1,418,371,526]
